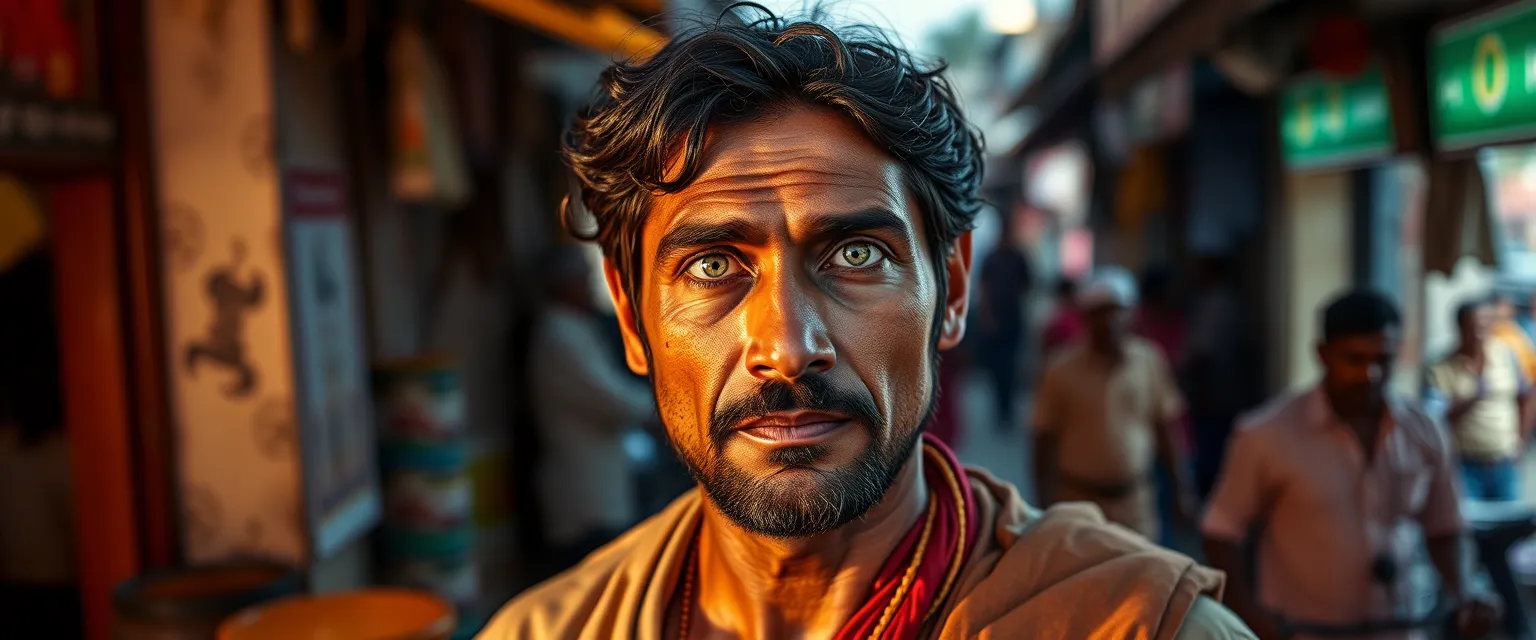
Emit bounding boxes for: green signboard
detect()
[1431,0,1536,150]
[1280,65,1395,169]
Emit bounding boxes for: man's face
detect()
[1086,303,1130,346]
[1317,328,1400,414]
[603,106,972,538]
[1459,305,1491,346]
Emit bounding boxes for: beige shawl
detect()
[479,467,1227,639]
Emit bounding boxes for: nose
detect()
[743,266,836,382]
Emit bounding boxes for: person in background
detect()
[1183,254,1246,499]
[1427,299,1531,501]
[0,249,79,640]
[527,243,656,574]
[973,212,1034,430]
[1033,266,1196,541]
[1202,290,1497,640]
[1492,292,1536,384]
[1040,276,1082,360]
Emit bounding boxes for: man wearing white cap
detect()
[1032,266,1196,539]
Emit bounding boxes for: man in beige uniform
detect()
[1033,267,1196,540]
[479,9,1250,639]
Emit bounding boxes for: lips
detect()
[735,411,850,445]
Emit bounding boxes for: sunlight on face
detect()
[621,106,946,536]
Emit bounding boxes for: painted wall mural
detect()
[183,239,265,398]
[148,0,305,564]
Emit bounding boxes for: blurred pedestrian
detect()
[527,243,656,574]
[1427,299,1531,501]
[1202,290,1497,640]
[1040,276,1082,361]
[974,215,1033,430]
[1492,292,1536,384]
[0,249,79,640]
[1182,254,1245,498]
[1032,266,1195,540]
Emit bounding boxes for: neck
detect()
[693,441,928,638]
[1323,387,1382,430]
[1458,340,1484,358]
[1090,337,1125,360]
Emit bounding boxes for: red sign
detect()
[283,168,349,219]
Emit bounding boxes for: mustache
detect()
[709,376,883,448]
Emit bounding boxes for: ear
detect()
[937,232,974,351]
[603,260,651,376]
[1314,342,1328,369]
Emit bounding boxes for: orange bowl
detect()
[218,588,454,640]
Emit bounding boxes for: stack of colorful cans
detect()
[374,357,478,637]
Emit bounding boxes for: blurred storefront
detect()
[1010,0,1278,402]
[0,1,174,638]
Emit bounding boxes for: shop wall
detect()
[1282,170,1353,389]
[146,0,305,563]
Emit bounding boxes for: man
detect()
[528,244,657,574]
[1427,299,1531,501]
[1033,267,1196,541]
[1182,254,1247,498]
[480,10,1250,639]
[973,211,1032,430]
[1202,290,1498,639]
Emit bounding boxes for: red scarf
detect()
[833,434,979,640]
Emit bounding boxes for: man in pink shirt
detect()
[1201,290,1497,639]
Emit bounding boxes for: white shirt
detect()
[529,305,655,545]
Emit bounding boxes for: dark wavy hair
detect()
[561,3,985,320]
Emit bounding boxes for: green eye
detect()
[688,254,735,280]
[833,242,882,268]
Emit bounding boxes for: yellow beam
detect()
[613,0,666,14]
[471,0,668,61]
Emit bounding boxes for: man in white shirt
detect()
[1202,289,1497,639]
[528,244,656,572]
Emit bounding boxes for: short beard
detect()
[665,355,941,538]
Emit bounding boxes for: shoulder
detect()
[1128,338,1170,367]
[1390,398,1454,459]
[944,501,1231,637]
[1236,388,1317,433]
[1042,344,1087,377]
[1174,596,1257,639]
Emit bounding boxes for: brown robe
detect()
[478,466,1246,639]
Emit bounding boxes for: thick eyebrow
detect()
[654,218,769,267]
[801,207,910,244]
